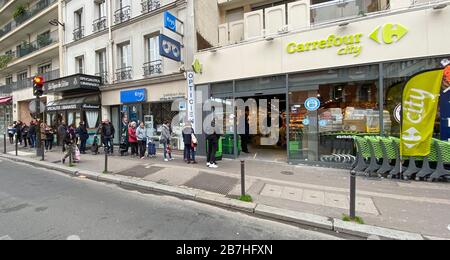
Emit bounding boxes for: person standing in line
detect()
[160,121,173,162]
[57,121,67,147]
[28,121,36,148]
[206,122,219,169]
[15,121,22,145]
[120,116,129,156]
[128,121,138,157]
[98,119,115,154]
[136,121,147,159]
[45,125,54,151]
[62,124,76,164]
[7,123,16,144]
[21,123,29,148]
[77,121,89,154]
[182,122,197,164]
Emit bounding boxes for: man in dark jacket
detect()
[15,121,22,145]
[182,122,196,164]
[57,122,67,147]
[77,121,89,154]
[28,120,36,148]
[206,120,220,168]
[99,119,115,154]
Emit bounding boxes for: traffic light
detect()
[33,76,44,97]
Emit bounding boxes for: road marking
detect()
[67,235,81,240]
[448,224,450,231]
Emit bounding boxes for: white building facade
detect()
[57,0,214,148]
[0,0,61,129]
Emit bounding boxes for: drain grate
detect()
[116,166,164,178]
[281,171,294,176]
[183,172,239,195]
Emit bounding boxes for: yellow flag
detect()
[401,69,444,157]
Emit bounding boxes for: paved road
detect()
[0,159,340,240]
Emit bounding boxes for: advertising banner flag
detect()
[441,66,450,141]
[401,69,444,157]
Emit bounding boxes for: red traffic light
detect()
[33,76,44,85]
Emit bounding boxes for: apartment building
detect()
[0,0,61,129]
[193,0,450,166]
[49,0,217,148]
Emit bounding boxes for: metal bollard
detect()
[350,170,356,219]
[240,160,245,196]
[15,134,18,156]
[69,144,73,166]
[104,149,108,173]
[3,134,6,154]
[41,140,45,161]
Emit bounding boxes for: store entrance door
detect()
[233,94,288,162]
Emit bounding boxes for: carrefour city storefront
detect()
[194,6,450,167]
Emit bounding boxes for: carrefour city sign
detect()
[286,23,408,57]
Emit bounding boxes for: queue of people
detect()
[7,117,220,169]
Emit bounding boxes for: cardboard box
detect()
[343,119,367,132]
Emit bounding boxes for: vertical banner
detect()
[441,66,450,141]
[401,69,444,157]
[187,72,196,129]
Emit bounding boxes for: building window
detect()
[115,0,131,24]
[5,75,13,85]
[76,56,85,74]
[143,34,163,77]
[38,63,52,74]
[116,42,132,81]
[141,0,161,13]
[17,71,27,81]
[96,49,108,83]
[93,0,107,32]
[74,9,84,41]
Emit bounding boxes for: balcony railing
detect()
[4,31,59,64]
[115,66,132,81]
[96,71,109,84]
[93,17,107,33]
[0,69,59,92]
[311,0,388,25]
[73,27,84,41]
[0,0,57,39]
[114,6,131,24]
[143,60,163,77]
[141,0,161,14]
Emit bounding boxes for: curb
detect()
[0,154,430,240]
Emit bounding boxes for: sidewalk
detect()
[2,142,450,239]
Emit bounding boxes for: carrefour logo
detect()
[286,23,409,57]
[369,23,408,44]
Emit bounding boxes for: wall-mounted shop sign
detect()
[45,74,101,93]
[120,88,147,103]
[304,97,321,111]
[286,23,408,58]
[160,34,182,62]
[164,11,177,33]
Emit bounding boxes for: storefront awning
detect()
[46,95,100,112]
[44,74,102,93]
[0,96,12,105]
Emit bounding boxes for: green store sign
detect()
[286,23,408,57]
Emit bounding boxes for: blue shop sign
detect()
[159,34,181,62]
[120,89,147,103]
[164,11,177,33]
